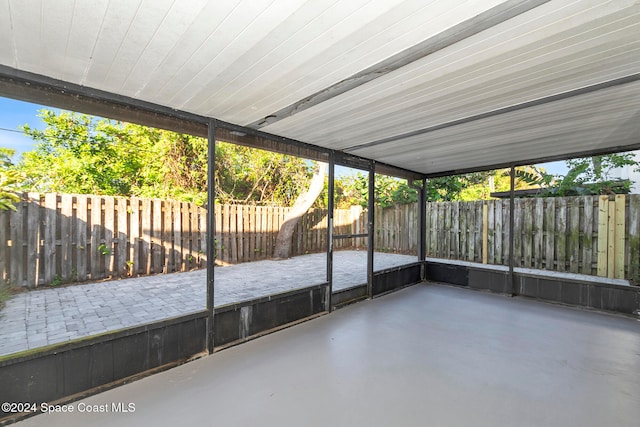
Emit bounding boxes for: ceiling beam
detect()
[0,65,425,180]
[248,0,550,129]
[344,73,640,153]
[0,65,210,137]
[423,142,640,179]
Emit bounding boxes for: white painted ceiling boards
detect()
[1,0,639,176]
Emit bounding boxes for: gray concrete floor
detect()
[14,284,640,427]
[0,251,416,356]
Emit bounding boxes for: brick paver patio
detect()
[0,251,417,356]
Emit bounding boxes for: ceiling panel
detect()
[10,0,47,71]
[0,0,15,68]
[108,0,241,97]
[58,0,110,84]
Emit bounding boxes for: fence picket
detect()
[523,199,533,268]
[494,201,502,265]
[26,193,40,287]
[582,196,594,275]
[607,200,616,278]
[534,198,544,269]
[181,202,190,269]
[141,198,152,275]
[230,205,238,263]
[60,195,73,281]
[43,193,57,285]
[117,198,129,277]
[460,203,467,261]
[569,197,580,273]
[628,195,640,282]
[76,196,88,281]
[556,198,567,272]
[614,195,625,279]
[104,196,115,276]
[10,198,25,286]
[597,195,608,276]
[173,201,183,272]
[202,206,209,266]
[544,198,555,270]
[152,199,163,272]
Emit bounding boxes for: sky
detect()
[0,96,48,158]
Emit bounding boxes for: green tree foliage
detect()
[0,148,21,211]
[215,142,312,206]
[333,173,478,207]
[459,167,541,200]
[15,109,312,206]
[515,154,640,196]
[426,174,488,202]
[333,173,415,208]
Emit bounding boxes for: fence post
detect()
[597,195,609,277]
[44,193,57,285]
[117,197,128,277]
[77,195,88,281]
[26,193,40,287]
[628,195,640,282]
[614,195,625,279]
[607,199,616,278]
[482,202,488,264]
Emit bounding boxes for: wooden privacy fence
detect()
[426,195,640,280]
[2,193,637,287]
[0,193,209,288]
[0,194,418,288]
[374,203,419,254]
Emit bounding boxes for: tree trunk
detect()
[273,162,327,259]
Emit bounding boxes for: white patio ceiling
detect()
[1,0,639,176]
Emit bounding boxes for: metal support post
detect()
[509,165,516,296]
[367,165,375,299]
[326,154,335,312]
[206,120,216,353]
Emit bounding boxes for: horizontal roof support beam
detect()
[248,0,550,129]
[0,65,210,137]
[345,73,640,153]
[423,142,640,179]
[0,65,424,180]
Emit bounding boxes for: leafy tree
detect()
[334,173,416,208]
[333,172,480,207]
[459,167,541,200]
[16,109,313,206]
[0,148,21,211]
[19,110,144,196]
[515,154,639,196]
[425,174,487,202]
[215,142,312,206]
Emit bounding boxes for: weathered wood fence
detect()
[426,195,640,280]
[0,193,209,288]
[4,193,636,287]
[0,194,417,288]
